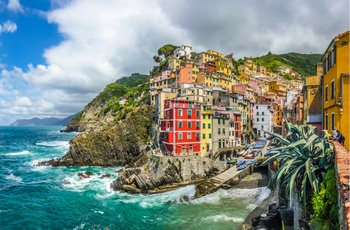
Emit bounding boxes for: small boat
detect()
[227,159,236,164]
[236,159,245,166]
[246,160,256,166]
[237,164,246,171]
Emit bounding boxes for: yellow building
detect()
[237,73,249,85]
[201,104,213,157]
[197,72,232,91]
[322,30,350,150]
[273,103,283,126]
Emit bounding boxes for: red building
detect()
[161,99,201,156]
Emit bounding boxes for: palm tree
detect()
[261,122,334,209]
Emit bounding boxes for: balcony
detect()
[202,110,213,115]
[213,112,230,119]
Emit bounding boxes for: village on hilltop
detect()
[148,30,349,158]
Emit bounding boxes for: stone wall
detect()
[332,140,350,229]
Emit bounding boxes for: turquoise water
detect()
[0,126,270,230]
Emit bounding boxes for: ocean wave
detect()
[61,170,117,193]
[191,187,271,205]
[5,173,23,183]
[116,185,196,208]
[36,141,69,147]
[202,214,244,223]
[3,150,31,156]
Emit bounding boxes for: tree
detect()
[157,44,179,59]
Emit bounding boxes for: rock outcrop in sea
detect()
[38,105,154,167]
[111,155,227,194]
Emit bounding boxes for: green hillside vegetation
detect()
[253,52,322,79]
[73,73,150,122]
[116,73,150,88]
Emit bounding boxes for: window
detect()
[331,113,335,131]
[188,109,192,117]
[203,123,206,129]
[196,121,200,128]
[202,134,206,139]
[331,81,335,99]
[223,128,226,134]
[203,115,206,119]
[262,118,264,122]
[188,121,192,128]
[256,106,258,109]
[256,112,259,115]
[188,103,193,108]
[196,110,200,116]
[331,48,335,67]
[325,114,328,130]
[208,123,211,129]
[325,86,328,102]
[218,128,221,134]
[262,112,264,115]
[261,125,264,129]
[178,109,183,116]
[196,132,200,139]
[178,133,183,140]
[209,133,212,139]
[187,133,192,140]
[257,118,259,122]
[218,119,221,124]
[178,121,183,128]
[223,120,225,125]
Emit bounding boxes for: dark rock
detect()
[100,174,111,179]
[77,171,93,179]
[122,185,141,194]
[134,174,150,192]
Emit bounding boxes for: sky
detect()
[0,0,349,125]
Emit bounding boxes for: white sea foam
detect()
[4,150,31,156]
[117,185,196,208]
[36,141,69,147]
[73,223,86,230]
[27,159,52,169]
[202,214,244,223]
[5,173,23,183]
[61,169,118,193]
[191,187,271,205]
[92,210,104,214]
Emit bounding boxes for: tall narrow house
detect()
[321,30,350,150]
[160,99,201,155]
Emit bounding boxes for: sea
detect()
[0,126,270,230]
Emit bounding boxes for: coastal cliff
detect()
[39,73,153,167]
[40,105,154,167]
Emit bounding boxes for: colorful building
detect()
[160,99,201,155]
[321,30,350,150]
[201,104,213,157]
[302,63,323,135]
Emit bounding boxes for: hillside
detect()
[253,52,322,78]
[10,114,76,126]
[65,73,150,132]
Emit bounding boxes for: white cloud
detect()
[7,0,24,13]
[0,0,349,125]
[0,20,17,34]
